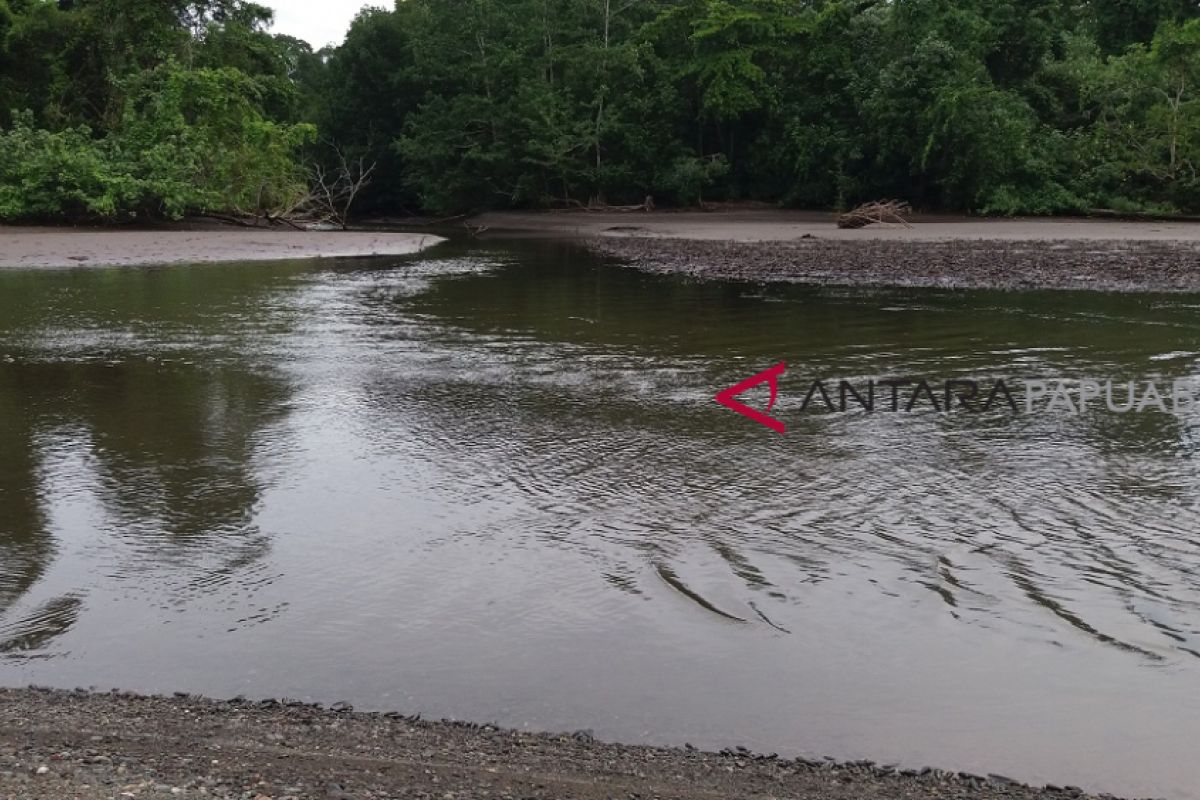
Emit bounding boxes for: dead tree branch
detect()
[837,200,912,229]
[305,145,378,230]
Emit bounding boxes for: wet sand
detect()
[476,208,1200,242]
[0,227,444,269]
[476,209,1200,292]
[7,213,1199,289]
[0,687,1123,800]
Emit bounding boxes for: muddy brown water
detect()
[2,240,1199,798]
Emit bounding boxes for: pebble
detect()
[594,236,1200,293]
[0,686,1124,800]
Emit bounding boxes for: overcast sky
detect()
[263,1,385,49]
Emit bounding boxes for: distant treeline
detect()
[2,0,1199,220]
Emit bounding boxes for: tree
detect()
[1084,18,1200,209]
[5,0,1200,218]
[0,1,314,222]
[1089,0,1200,55]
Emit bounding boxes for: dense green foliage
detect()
[0,0,313,221]
[2,0,1200,220]
[303,0,1200,215]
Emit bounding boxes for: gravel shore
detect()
[0,687,1134,800]
[474,209,1200,243]
[591,236,1200,292]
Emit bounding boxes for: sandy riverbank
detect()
[475,208,1200,243]
[0,227,444,269]
[6,210,1200,289]
[0,687,1124,800]
[475,209,1200,292]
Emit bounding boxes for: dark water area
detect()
[2,240,1200,797]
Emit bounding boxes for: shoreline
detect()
[472,209,1200,292]
[0,227,445,269]
[590,235,1200,292]
[0,686,1127,800]
[6,212,1200,291]
[474,208,1200,243]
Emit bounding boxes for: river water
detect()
[2,240,1199,797]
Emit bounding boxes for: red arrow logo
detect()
[714,362,787,434]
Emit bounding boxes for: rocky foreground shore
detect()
[0,687,1136,800]
[592,236,1200,292]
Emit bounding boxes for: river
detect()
[2,239,1199,798]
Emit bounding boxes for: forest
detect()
[1,0,1199,221]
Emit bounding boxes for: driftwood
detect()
[198,211,315,230]
[199,148,376,232]
[408,214,468,226]
[837,200,912,229]
[548,196,655,213]
[198,212,264,228]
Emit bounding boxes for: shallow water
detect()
[2,240,1200,798]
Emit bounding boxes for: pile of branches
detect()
[837,200,912,229]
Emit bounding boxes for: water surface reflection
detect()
[1,244,1199,798]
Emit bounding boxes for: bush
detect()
[0,64,315,222]
[0,111,136,220]
[657,154,730,206]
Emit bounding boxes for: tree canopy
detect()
[2,0,1200,220]
[0,0,313,221]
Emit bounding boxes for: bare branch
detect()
[837,200,912,229]
[301,144,378,229]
